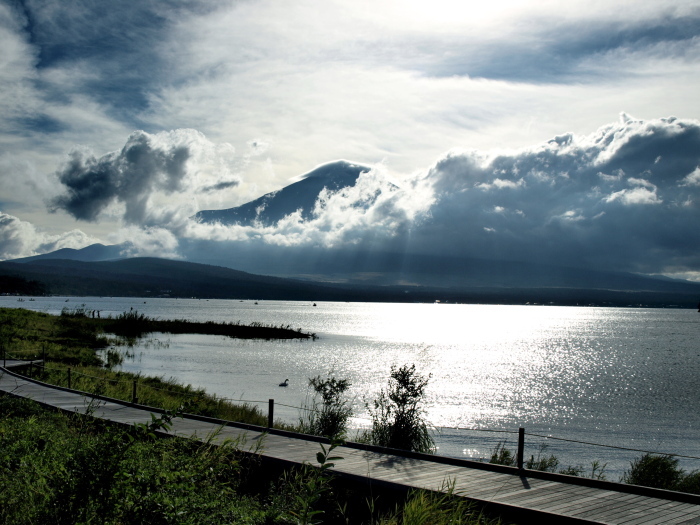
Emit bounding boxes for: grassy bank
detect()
[0,307,309,427]
[0,395,502,524]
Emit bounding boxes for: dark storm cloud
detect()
[416,116,700,273]
[11,0,215,123]
[49,128,239,225]
[200,180,239,194]
[50,130,190,223]
[177,116,700,277]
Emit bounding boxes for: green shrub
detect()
[365,364,434,453]
[281,438,345,525]
[108,309,152,337]
[300,374,353,439]
[676,470,700,494]
[622,453,689,491]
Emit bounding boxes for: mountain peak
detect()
[195,160,372,226]
[293,160,371,181]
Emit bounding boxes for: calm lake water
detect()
[3,296,699,479]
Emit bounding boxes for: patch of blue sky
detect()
[416,15,700,83]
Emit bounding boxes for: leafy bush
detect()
[365,364,434,453]
[281,438,345,525]
[300,375,353,439]
[677,470,700,495]
[621,453,700,493]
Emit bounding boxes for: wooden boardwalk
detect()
[2,364,700,524]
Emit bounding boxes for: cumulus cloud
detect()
[109,226,181,259]
[163,115,700,277]
[185,165,434,250]
[415,115,700,273]
[681,167,700,187]
[0,212,99,260]
[604,186,661,205]
[8,115,700,279]
[50,129,238,225]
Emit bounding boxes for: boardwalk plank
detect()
[569,493,651,520]
[669,515,700,525]
[617,503,700,525]
[601,500,687,525]
[536,487,623,513]
[579,494,656,521]
[491,482,585,507]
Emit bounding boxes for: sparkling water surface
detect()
[3,296,699,479]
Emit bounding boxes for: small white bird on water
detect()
[279,378,289,387]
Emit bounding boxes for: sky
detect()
[1,0,700,280]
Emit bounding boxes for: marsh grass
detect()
[489,442,700,494]
[381,481,502,525]
[31,362,273,427]
[104,308,316,339]
[489,441,608,480]
[0,396,274,525]
[0,307,296,428]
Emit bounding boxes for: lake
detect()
[3,296,699,479]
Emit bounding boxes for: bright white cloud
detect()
[0,212,99,260]
[604,186,661,205]
[110,226,181,259]
[183,165,434,249]
[681,167,700,186]
[478,178,526,190]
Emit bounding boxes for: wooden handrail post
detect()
[132,380,138,404]
[517,427,525,470]
[268,399,274,429]
[67,368,72,389]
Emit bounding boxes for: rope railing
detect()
[5,359,699,464]
[524,432,700,461]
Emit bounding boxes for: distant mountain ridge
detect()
[5,157,700,305]
[7,241,700,301]
[13,243,129,263]
[194,160,371,226]
[0,257,355,301]
[1,257,699,307]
